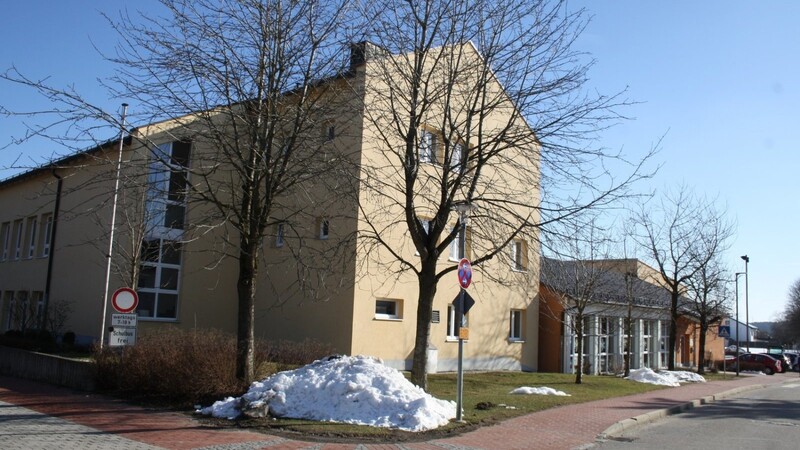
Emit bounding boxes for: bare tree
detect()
[633,185,733,370]
[773,279,800,347]
[2,0,357,382]
[357,0,654,389]
[684,257,730,374]
[540,220,616,384]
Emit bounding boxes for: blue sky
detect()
[2,1,798,322]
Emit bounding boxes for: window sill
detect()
[373,316,402,322]
[511,267,526,273]
[446,338,469,343]
[137,317,179,323]
[507,338,525,344]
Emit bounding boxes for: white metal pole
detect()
[99,103,128,349]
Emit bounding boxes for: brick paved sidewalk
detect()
[1,372,794,450]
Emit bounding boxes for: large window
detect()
[138,141,190,321]
[658,321,668,369]
[598,317,616,374]
[509,310,524,341]
[567,316,591,374]
[642,320,655,368]
[137,239,181,320]
[146,141,191,232]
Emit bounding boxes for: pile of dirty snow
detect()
[509,386,570,396]
[198,355,456,432]
[626,368,706,387]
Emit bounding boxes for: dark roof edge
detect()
[0,135,133,188]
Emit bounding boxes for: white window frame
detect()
[13,220,23,260]
[419,130,437,164]
[446,304,469,341]
[450,143,463,171]
[658,320,668,369]
[137,238,181,321]
[448,226,467,261]
[509,309,524,341]
[41,215,53,257]
[598,317,615,373]
[642,320,655,368]
[275,223,285,248]
[374,298,402,320]
[146,142,190,234]
[1,222,10,261]
[510,239,526,271]
[26,217,37,259]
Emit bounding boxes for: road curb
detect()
[597,383,770,441]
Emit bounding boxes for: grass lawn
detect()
[221,370,678,442]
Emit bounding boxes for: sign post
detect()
[454,258,474,422]
[109,288,139,347]
[718,325,731,373]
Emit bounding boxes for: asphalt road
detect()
[594,378,800,450]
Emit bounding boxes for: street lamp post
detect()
[452,201,475,423]
[741,255,750,353]
[734,272,745,376]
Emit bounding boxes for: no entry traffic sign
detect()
[457,258,472,288]
[111,287,139,313]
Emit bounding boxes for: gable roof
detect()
[540,257,694,311]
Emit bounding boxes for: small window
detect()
[318,218,329,240]
[13,220,23,260]
[324,121,336,141]
[415,217,431,255]
[509,310,523,341]
[450,143,464,172]
[40,214,53,257]
[375,299,402,320]
[275,223,285,247]
[510,239,527,271]
[25,217,37,259]
[419,130,437,163]
[1,222,10,261]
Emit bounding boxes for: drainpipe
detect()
[41,169,63,332]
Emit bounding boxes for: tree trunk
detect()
[623,315,631,377]
[411,261,438,391]
[575,316,584,384]
[697,321,708,374]
[235,237,258,383]
[668,291,679,370]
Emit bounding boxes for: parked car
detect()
[784,351,800,372]
[730,353,782,375]
[765,352,792,373]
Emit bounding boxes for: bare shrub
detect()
[95,328,246,406]
[94,329,336,407]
